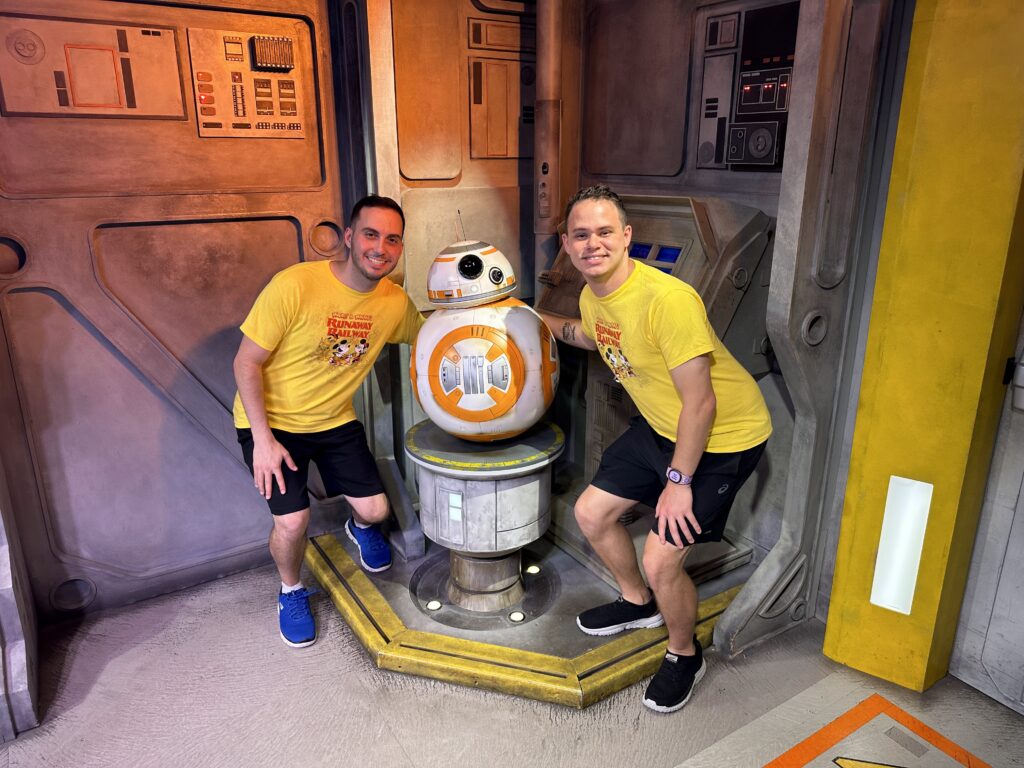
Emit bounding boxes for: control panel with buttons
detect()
[186,27,305,139]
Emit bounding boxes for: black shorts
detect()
[591,416,766,547]
[237,420,385,516]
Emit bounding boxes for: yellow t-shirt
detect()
[581,261,771,453]
[233,260,424,432]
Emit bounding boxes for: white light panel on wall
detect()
[870,475,933,615]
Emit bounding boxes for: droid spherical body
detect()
[413,241,559,442]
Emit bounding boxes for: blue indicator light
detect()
[656,246,682,263]
[630,242,653,259]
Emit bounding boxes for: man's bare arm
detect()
[233,336,298,499]
[537,311,598,351]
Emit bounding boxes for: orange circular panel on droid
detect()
[427,326,526,423]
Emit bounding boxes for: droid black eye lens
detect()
[489,267,504,285]
[458,254,484,279]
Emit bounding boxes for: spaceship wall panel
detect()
[697,53,736,170]
[727,2,798,169]
[186,27,308,140]
[0,8,321,196]
[91,217,304,409]
[0,17,185,118]
[2,288,268,581]
[0,0,344,628]
[469,56,535,160]
[580,0,691,177]
[392,0,462,180]
[577,0,804,213]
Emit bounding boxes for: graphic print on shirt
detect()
[594,318,636,383]
[315,312,374,368]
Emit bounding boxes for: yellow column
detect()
[823,0,1024,690]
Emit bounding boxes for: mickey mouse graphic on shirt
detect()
[315,312,375,368]
[602,345,636,383]
[594,318,636,383]
[347,338,370,365]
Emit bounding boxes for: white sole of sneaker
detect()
[279,631,317,649]
[642,658,707,713]
[345,522,393,573]
[576,612,665,636]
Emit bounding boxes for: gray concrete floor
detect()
[3,565,1021,768]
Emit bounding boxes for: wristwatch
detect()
[665,466,693,486]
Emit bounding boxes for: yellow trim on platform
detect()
[306,534,740,707]
[405,422,565,471]
[823,0,1024,690]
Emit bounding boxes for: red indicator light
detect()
[781,83,788,87]
[743,86,751,91]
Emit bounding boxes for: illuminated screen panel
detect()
[655,246,682,263]
[629,242,653,259]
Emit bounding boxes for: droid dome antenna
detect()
[456,209,467,241]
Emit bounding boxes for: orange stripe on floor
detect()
[763,694,992,768]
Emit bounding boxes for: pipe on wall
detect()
[533,0,562,297]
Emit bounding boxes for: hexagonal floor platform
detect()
[306,532,742,708]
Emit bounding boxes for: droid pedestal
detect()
[405,419,564,612]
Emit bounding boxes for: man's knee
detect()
[349,493,389,524]
[573,493,604,537]
[573,488,623,537]
[272,508,310,539]
[642,538,687,591]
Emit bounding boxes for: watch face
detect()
[667,468,682,483]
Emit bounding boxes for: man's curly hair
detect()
[564,185,628,227]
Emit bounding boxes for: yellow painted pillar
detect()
[823,0,1024,690]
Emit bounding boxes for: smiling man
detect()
[232,195,423,648]
[540,185,771,713]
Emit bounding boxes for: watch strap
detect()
[666,466,693,486]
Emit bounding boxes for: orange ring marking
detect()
[410,343,421,407]
[427,326,525,422]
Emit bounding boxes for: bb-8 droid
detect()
[412,241,559,442]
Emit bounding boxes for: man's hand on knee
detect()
[655,483,701,546]
[252,436,299,499]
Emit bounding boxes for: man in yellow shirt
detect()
[233,195,423,648]
[541,186,771,713]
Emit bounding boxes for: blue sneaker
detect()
[345,518,392,572]
[278,588,317,648]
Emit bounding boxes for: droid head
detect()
[426,241,516,309]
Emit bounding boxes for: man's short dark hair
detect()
[349,194,405,233]
[564,185,628,227]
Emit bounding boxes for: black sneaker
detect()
[576,596,664,636]
[642,637,706,713]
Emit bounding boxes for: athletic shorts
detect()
[591,416,766,548]
[237,420,385,516]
